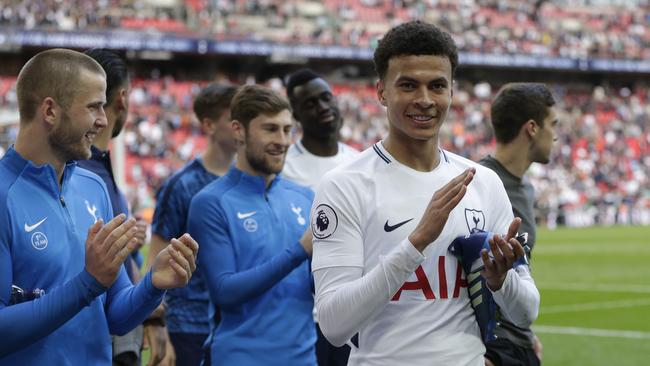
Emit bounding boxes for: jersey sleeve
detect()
[311,174,426,347]
[310,173,365,270]
[314,239,425,347]
[490,265,539,327]
[104,268,165,335]
[188,191,308,310]
[0,266,107,357]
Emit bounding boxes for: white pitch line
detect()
[534,325,650,339]
[541,298,650,314]
[538,282,650,294]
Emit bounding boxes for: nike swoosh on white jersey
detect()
[24,217,47,232]
[237,211,257,219]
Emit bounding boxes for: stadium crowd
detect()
[0,74,648,228]
[1,0,650,60]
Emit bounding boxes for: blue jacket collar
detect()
[4,146,78,197]
[226,165,281,194]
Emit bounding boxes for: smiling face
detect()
[48,69,107,161]
[240,109,293,176]
[291,78,342,140]
[376,54,453,143]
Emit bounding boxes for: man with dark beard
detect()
[188,85,316,365]
[0,49,198,364]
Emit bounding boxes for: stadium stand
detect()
[1,0,649,59]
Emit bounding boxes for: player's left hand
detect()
[481,217,525,291]
[151,233,198,289]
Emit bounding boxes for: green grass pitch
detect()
[533,225,650,365]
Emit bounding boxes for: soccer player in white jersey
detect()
[283,69,358,191]
[310,21,540,366]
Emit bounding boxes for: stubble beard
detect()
[48,112,92,162]
[245,145,284,176]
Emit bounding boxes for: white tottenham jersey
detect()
[282,140,359,190]
[311,142,538,366]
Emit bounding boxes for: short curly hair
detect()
[373,20,458,80]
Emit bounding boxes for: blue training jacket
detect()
[0,147,165,365]
[188,166,316,366]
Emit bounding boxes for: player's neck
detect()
[14,125,66,187]
[202,141,234,176]
[235,154,276,188]
[384,133,440,172]
[300,134,339,157]
[493,144,530,178]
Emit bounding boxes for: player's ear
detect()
[117,88,128,112]
[376,79,387,107]
[41,97,58,128]
[524,119,537,138]
[232,120,245,144]
[201,117,216,135]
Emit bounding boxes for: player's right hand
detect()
[85,214,139,288]
[299,228,313,256]
[408,168,475,252]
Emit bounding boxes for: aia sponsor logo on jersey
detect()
[391,257,467,301]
